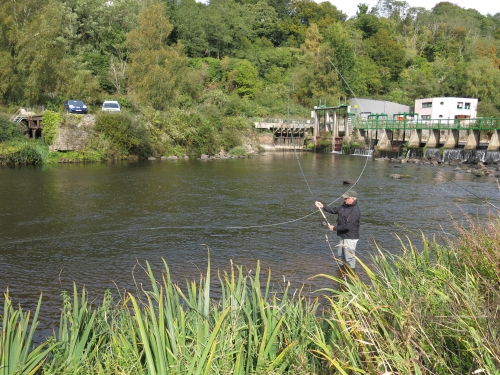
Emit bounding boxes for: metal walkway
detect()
[352,117,500,131]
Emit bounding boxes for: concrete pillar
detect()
[426,129,440,148]
[356,129,366,143]
[377,129,393,151]
[487,130,500,151]
[332,110,338,138]
[444,130,459,149]
[464,130,479,150]
[325,110,331,133]
[407,129,422,148]
[313,108,319,146]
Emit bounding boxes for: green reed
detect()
[0,293,55,375]
[1,218,499,374]
[312,225,500,374]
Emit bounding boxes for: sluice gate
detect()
[254,118,312,149]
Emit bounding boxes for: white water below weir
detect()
[353,149,374,157]
[425,148,500,163]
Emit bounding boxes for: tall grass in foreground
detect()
[1,219,499,374]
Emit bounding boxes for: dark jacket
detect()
[322,200,360,239]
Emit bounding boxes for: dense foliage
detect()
[0,115,23,142]
[1,0,500,161]
[0,0,498,114]
[41,111,62,145]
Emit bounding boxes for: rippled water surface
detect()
[1,153,498,339]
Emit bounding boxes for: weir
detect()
[350,116,500,153]
[440,149,500,163]
[253,118,312,149]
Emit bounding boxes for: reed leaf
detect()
[0,293,55,375]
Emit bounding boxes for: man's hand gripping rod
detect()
[317,206,331,227]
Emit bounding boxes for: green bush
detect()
[341,139,360,154]
[402,141,409,155]
[318,132,332,148]
[41,110,62,145]
[229,146,247,156]
[0,139,47,165]
[94,112,152,158]
[0,114,24,142]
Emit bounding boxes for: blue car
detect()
[64,100,88,114]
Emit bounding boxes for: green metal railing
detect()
[352,117,500,131]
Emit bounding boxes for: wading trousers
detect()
[337,238,359,269]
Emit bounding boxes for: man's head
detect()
[341,190,357,202]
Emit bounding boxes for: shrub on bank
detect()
[0,114,24,142]
[94,112,152,159]
[0,139,47,165]
[41,111,62,145]
[229,146,247,156]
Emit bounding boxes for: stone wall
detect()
[49,115,95,151]
[256,133,275,150]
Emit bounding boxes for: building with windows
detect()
[349,98,411,119]
[414,97,478,120]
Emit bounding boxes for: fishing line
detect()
[285,67,318,200]
[285,56,374,227]
[321,55,373,207]
[326,54,498,215]
[417,162,500,213]
[285,66,334,226]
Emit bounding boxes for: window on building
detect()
[422,102,432,108]
[439,115,443,118]
[422,115,431,119]
[465,102,471,109]
[457,102,463,109]
[440,102,444,105]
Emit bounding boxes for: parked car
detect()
[102,100,121,112]
[63,100,88,114]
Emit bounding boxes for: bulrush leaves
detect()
[2,219,500,374]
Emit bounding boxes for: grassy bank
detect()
[0,107,260,165]
[1,217,499,374]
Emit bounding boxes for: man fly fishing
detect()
[315,191,361,270]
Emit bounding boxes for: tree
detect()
[293,46,343,107]
[0,0,52,103]
[171,0,209,57]
[231,59,262,98]
[301,24,322,55]
[364,28,406,91]
[202,0,251,58]
[245,1,280,44]
[127,2,190,110]
[461,58,500,107]
[324,22,358,93]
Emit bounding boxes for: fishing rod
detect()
[317,205,331,227]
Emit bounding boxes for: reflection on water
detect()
[1,153,498,340]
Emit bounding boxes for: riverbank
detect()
[2,216,499,374]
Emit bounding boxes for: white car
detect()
[102,100,121,112]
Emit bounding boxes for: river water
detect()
[1,152,498,340]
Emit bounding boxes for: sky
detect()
[326,0,499,19]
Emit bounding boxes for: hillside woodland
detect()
[1,0,500,159]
